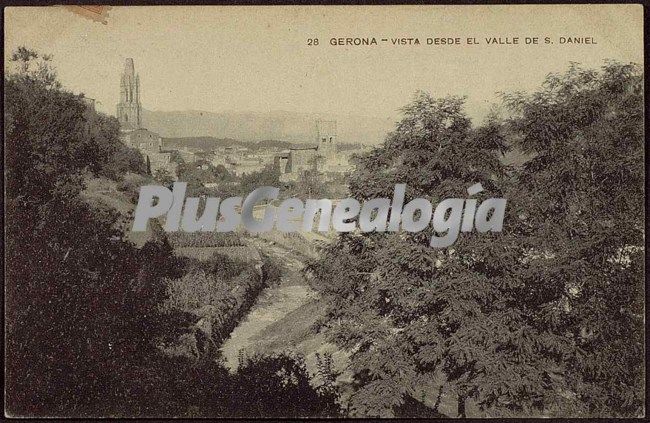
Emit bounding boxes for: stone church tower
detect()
[116,58,141,130]
[316,119,337,160]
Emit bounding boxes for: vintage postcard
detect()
[3,4,644,419]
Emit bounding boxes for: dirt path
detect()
[219,238,350,382]
[219,266,318,371]
[218,235,461,417]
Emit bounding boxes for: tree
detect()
[308,62,644,418]
[175,160,230,196]
[293,155,329,199]
[4,48,174,416]
[4,47,344,418]
[238,164,281,195]
[307,92,509,417]
[101,141,148,178]
[8,46,60,89]
[154,167,175,188]
[498,61,644,416]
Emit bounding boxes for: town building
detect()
[116,58,178,178]
[276,120,353,182]
[176,147,199,164]
[227,156,268,176]
[116,58,142,130]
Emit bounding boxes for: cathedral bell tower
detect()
[116,58,142,130]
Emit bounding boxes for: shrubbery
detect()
[166,231,245,248]
[4,47,341,418]
[308,63,644,418]
[163,252,255,313]
[4,48,170,416]
[97,351,341,418]
[116,172,154,203]
[101,143,148,179]
[231,352,341,417]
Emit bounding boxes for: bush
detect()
[166,231,245,248]
[231,352,341,418]
[101,144,147,179]
[208,252,250,279]
[4,49,177,416]
[116,172,153,203]
[109,352,341,417]
[162,271,233,312]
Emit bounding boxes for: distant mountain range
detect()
[161,137,293,151]
[160,137,365,152]
[141,109,396,145]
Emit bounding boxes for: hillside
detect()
[142,109,395,145]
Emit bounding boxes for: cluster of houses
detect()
[207,146,277,176]
[116,58,356,183]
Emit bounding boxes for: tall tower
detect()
[116,58,141,130]
[316,119,337,160]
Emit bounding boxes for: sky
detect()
[4,5,644,121]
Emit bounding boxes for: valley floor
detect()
[219,236,467,417]
[220,237,353,390]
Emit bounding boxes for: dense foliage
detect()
[500,62,644,416]
[176,159,234,195]
[5,48,340,417]
[6,47,641,419]
[308,62,644,417]
[238,163,282,195]
[307,92,510,417]
[5,48,174,416]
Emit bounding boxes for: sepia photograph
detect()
[3,4,645,419]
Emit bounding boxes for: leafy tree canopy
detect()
[308,62,643,418]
